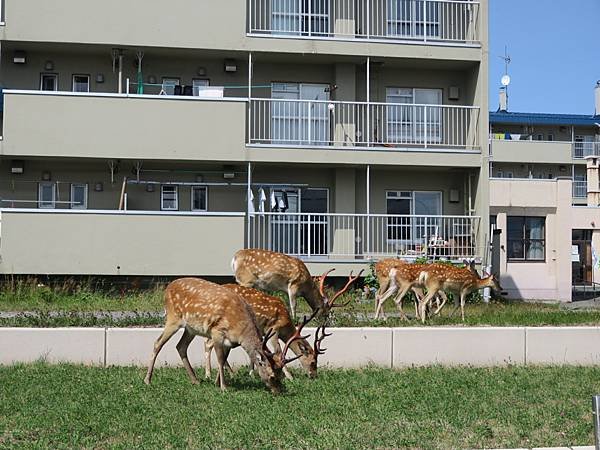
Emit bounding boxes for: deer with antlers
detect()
[232,249,362,319]
[144,277,297,394]
[203,284,330,380]
[417,264,501,323]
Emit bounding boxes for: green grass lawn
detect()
[0,364,597,449]
[2,279,600,328]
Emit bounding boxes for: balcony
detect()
[0,209,245,276]
[249,98,480,150]
[248,0,481,45]
[1,91,247,161]
[248,212,480,261]
[491,138,600,163]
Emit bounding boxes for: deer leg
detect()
[213,342,228,392]
[375,277,390,308]
[176,328,199,385]
[392,285,411,321]
[375,284,398,319]
[460,292,467,322]
[204,339,213,379]
[433,291,449,316]
[287,287,297,320]
[419,289,437,324]
[411,287,425,320]
[144,320,181,385]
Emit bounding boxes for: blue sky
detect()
[489,0,600,114]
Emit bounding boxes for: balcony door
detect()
[269,188,329,257]
[271,0,330,36]
[385,88,442,145]
[271,82,330,146]
[386,0,441,39]
[386,190,442,244]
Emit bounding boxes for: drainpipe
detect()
[118,52,123,94]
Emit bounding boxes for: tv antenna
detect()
[498,45,511,110]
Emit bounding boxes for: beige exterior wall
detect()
[491,140,573,165]
[0,210,245,276]
[490,178,572,301]
[1,92,248,162]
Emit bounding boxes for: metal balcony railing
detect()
[573,180,588,198]
[249,98,480,150]
[573,141,600,159]
[248,0,480,44]
[248,212,481,261]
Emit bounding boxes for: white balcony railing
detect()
[573,141,600,159]
[248,212,481,261]
[249,98,479,150]
[573,180,587,198]
[248,0,480,44]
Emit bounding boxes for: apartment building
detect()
[0,1,488,278]
[489,82,600,301]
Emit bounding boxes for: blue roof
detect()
[490,111,600,127]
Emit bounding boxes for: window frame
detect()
[38,182,56,209]
[161,185,179,211]
[72,74,90,93]
[40,73,58,91]
[507,216,546,262]
[191,185,208,212]
[385,190,443,242]
[70,183,88,209]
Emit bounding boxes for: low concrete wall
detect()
[3,327,600,368]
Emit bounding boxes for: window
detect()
[387,0,440,38]
[547,134,554,141]
[271,82,330,145]
[386,190,442,241]
[70,184,88,209]
[191,186,208,211]
[161,185,178,210]
[40,73,58,91]
[507,216,545,261]
[38,182,56,209]
[386,87,442,144]
[72,75,90,92]
[271,0,330,36]
[192,79,209,97]
[574,135,596,158]
[535,134,544,141]
[161,78,180,96]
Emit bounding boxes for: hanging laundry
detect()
[270,190,278,212]
[281,191,289,211]
[258,187,267,213]
[248,188,255,213]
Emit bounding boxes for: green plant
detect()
[363,261,379,290]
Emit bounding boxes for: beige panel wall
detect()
[491,140,573,164]
[0,211,245,275]
[1,92,247,161]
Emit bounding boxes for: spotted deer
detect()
[144,277,297,394]
[232,248,362,319]
[417,265,501,323]
[204,284,329,380]
[373,258,406,304]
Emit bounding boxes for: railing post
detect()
[307,213,312,258]
[424,106,428,149]
[366,0,371,39]
[423,0,428,43]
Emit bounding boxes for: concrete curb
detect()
[2,327,600,368]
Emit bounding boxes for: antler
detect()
[318,269,335,298]
[261,327,277,359]
[326,270,364,308]
[313,323,332,356]
[279,309,319,366]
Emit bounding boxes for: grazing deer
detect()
[232,248,362,319]
[373,258,406,304]
[143,277,296,394]
[417,265,501,323]
[204,284,325,380]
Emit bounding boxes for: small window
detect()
[547,134,554,141]
[192,79,210,96]
[505,172,513,178]
[72,75,90,92]
[40,73,58,91]
[161,185,178,210]
[38,182,56,209]
[535,134,544,141]
[507,216,546,261]
[496,170,503,178]
[161,78,180,96]
[191,186,208,211]
[70,184,88,209]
